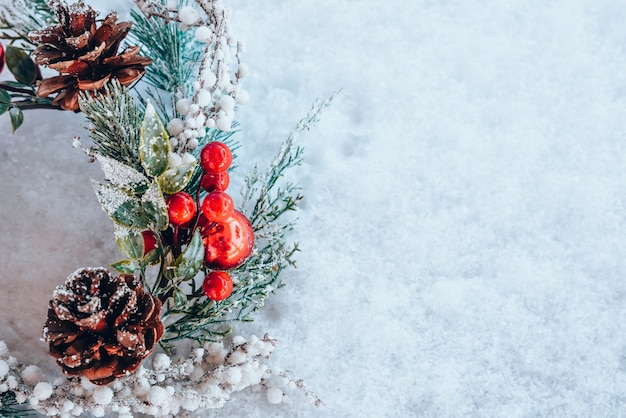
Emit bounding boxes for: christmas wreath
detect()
[0,0,332,416]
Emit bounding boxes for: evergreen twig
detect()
[0,0,54,48]
[78,81,145,173]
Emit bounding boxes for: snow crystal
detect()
[33,382,53,400]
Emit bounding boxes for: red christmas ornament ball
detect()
[200,171,230,193]
[202,271,233,301]
[201,192,234,222]
[200,141,232,173]
[0,43,4,74]
[142,230,158,255]
[203,210,254,270]
[166,192,196,226]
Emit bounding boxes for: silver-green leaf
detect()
[111,260,137,275]
[95,154,150,194]
[159,161,197,194]
[115,225,145,261]
[175,230,204,281]
[140,101,170,178]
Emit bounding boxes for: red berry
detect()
[203,210,254,270]
[202,271,233,301]
[200,171,230,193]
[166,192,196,226]
[200,141,232,173]
[142,230,158,255]
[201,192,234,222]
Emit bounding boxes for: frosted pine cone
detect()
[28,0,151,111]
[43,268,164,385]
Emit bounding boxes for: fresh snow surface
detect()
[2,0,626,416]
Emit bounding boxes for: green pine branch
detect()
[79,81,145,173]
[0,391,35,417]
[0,0,54,49]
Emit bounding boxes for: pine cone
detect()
[28,1,152,111]
[43,268,164,385]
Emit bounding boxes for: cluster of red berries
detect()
[156,141,254,302]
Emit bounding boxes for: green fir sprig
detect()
[0,391,35,417]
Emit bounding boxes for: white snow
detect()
[1,0,626,417]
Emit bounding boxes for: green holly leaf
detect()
[92,180,169,231]
[159,161,197,194]
[143,247,160,266]
[115,226,144,261]
[175,230,204,281]
[142,181,169,231]
[140,101,170,179]
[92,180,151,229]
[9,107,23,133]
[0,90,10,105]
[111,260,137,275]
[95,154,150,194]
[5,47,37,85]
[0,90,9,116]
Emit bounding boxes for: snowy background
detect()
[1,0,626,416]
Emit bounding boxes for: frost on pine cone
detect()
[28,0,152,111]
[43,268,164,385]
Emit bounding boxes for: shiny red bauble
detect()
[200,171,230,193]
[0,43,4,74]
[202,271,233,301]
[203,210,254,270]
[166,192,196,226]
[201,192,234,222]
[142,230,158,255]
[200,141,232,173]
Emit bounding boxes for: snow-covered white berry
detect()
[197,89,212,107]
[167,118,185,136]
[266,387,283,404]
[0,359,8,379]
[218,95,235,112]
[176,98,192,115]
[147,386,168,406]
[178,6,199,26]
[92,386,113,405]
[187,138,199,150]
[182,152,196,165]
[33,382,53,400]
[152,353,171,371]
[195,26,213,43]
[205,118,216,129]
[21,365,42,386]
[168,152,182,168]
[201,70,217,87]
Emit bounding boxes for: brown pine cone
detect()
[28,1,152,111]
[43,267,164,385]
